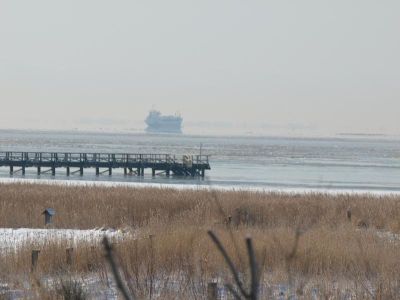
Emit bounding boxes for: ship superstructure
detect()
[145,110,183,133]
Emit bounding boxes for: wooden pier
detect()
[0,152,210,178]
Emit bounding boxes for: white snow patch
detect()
[0,228,127,251]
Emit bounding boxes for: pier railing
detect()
[0,151,210,167]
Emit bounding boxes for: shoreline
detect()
[1,177,399,197]
[1,128,399,141]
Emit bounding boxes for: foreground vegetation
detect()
[1,183,400,299]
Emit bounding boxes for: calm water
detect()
[0,129,399,193]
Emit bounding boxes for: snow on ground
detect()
[0,228,128,251]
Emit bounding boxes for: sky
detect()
[0,0,399,136]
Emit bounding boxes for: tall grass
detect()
[0,183,400,298]
[0,183,399,232]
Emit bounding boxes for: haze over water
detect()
[0,130,399,193]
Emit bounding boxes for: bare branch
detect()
[225,283,242,300]
[102,236,134,300]
[208,230,249,298]
[246,237,259,300]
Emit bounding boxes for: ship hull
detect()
[145,110,183,133]
[145,125,182,134]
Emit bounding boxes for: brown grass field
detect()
[1,183,400,299]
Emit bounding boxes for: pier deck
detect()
[0,152,210,177]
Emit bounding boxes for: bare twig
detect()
[208,231,248,297]
[208,230,260,300]
[225,283,242,300]
[102,236,134,300]
[286,228,301,298]
[246,238,259,300]
[210,191,245,268]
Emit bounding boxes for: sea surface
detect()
[0,129,399,194]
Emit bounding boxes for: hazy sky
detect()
[0,1,399,135]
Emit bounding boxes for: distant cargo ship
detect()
[145,110,183,133]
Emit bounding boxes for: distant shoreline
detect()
[0,128,399,141]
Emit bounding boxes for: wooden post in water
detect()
[51,166,56,176]
[9,166,13,175]
[96,167,99,176]
[31,250,40,272]
[37,166,41,175]
[108,167,112,176]
[66,167,70,176]
[80,166,83,176]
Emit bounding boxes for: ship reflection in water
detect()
[145,110,183,133]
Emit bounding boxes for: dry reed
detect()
[0,183,400,298]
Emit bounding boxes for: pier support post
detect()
[166,169,170,177]
[51,166,56,176]
[124,168,127,176]
[66,167,70,176]
[80,167,83,176]
[152,168,156,177]
[129,167,133,174]
[22,166,25,175]
[141,168,144,176]
[37,166,41,175]
[9,166,13,175]
[201,169,205,178]
[96,167,99,176]
[137,168,140,176]
[109,167,112,176]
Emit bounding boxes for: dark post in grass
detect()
[66,247,74,265]
[31,249,40,272]
[207,282,218,300]
[347,208,352,222]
